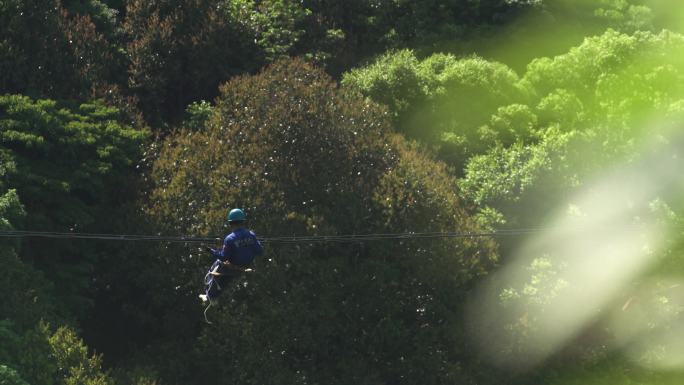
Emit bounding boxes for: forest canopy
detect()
[3,1,684,385]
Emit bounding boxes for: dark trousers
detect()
[204,261,240,300]
[206,274,233,300]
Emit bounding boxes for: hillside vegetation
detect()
[3,1,684,384]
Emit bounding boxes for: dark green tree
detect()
[0,0,124,101]
[0,95,147,318]
[0,365,30,385]
[143,58,498,385]
[124,0,265,125]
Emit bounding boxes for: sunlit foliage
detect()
[463,29,684,224]
[0,95,147,231]
[296,0,535,74]
[345,23,684,381]
[343,49,527,166]
[0,322,113,385]
[0,365,29,385]
[460,29,684,377]
[49,326,113,385]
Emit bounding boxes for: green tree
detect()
[125,0,287,124]
[183,100,213,131]
[123,0,544,125]
[0,95,146,231]
[49,326,112,385]
[0,189,59,328]
[0,157,60,385]
[0,95,147,318]
[0,365,30,385]
[298,0,536,75]
[461,29,684,228]
[456,29,684,381]
[144,58,497,385]
[343,49,527,166]
[0,323,113,385]
[232,0,310,62]
[460,129,581,228]
[0,0,124,101]
[342,49,425,121]
[62,0,120,39]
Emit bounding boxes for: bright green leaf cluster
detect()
[0,95,147,230]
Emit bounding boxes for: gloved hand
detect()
[204,246,215,254]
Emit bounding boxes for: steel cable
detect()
[0,228,547,244]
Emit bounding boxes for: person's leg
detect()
[201,260,223,302]
[206,276,222,300]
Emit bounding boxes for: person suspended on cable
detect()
[199,208,263,304]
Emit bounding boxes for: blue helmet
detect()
[227,208,246,223]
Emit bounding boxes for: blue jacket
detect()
[210,227,263,266]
